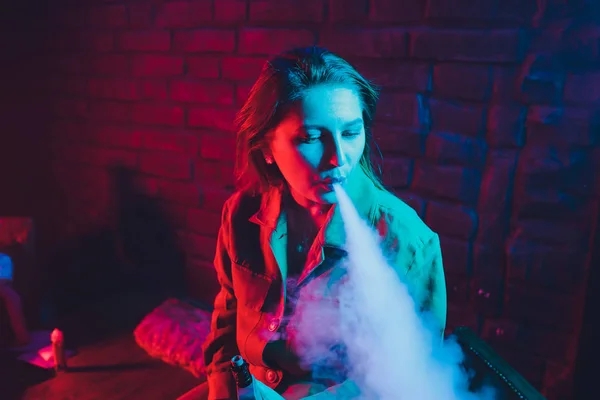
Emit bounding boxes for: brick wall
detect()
[23,0,600,398]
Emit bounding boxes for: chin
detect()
[314,189,338,204]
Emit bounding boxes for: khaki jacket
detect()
[202,168,447,399]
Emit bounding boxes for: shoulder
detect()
[373,188,437,248]
[221,190,261,224]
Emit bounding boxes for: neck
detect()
[288,189,332,228]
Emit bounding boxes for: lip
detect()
[318,176,346,186]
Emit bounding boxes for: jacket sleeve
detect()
[201,201,239,400]
[414,232,447,340]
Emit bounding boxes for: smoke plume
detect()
[288,185,496,399]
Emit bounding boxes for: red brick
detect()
[141,81,168,100]
[117,30,170,51]
[185,257,220,305]
[470,252,505,317]
[429,98,486,137]
[188,107,237,132]
[328,0,369,22]
[320,29,408,58]
[520,328,576,363]
[236,84,253,105]
[194,158,235,189]
[249,0,324,23]
[90,32,114,52]
[370,0,424,22]
[131,55,184,77]
[410,29,524,62]
[516,144,596,200]
[475,212,510,253]
[186,56,220,79]
[426,201,477,241]
[526,106,598,147]
[88,5,128,28]
[372,125,425,158]
[170,80,234,105]
[201,187,233,212]
[239,28,315,55]
[140,130,199,156]
[478,149,517,214]
[199,135,236,162]
[506,240,589,292]
[156,179,201,206]
[178,231,218,261]
[412,161,481,205]
[512,188,597,225]
[214,0,247,24]
[132,104,184,126]
[564,71,600,104]
[51,143,137,168]
[444,272,469,303]
[543,361,575,399]
[518,55,564,105]
[49,97,88,118]
[438,235,471,275]
[187,208,221,236]
[139,152,192,180]
[89,54,129,76]
[481,318,519,345]
[173,29,235,53]
[491,66,519,102]
[445,302,479,333]
[89,101,131,122]
[351,59,430,91]
[433,63,492,101]
[89,78,140,100]
[222,57,265,81]
[376,92,419,127]
[486,105,526,148]
[155,1,212,28]
[381,157,411,187]
[425,0,538,26]
[90,125,142,149]
[425,132,487,168]
[128,3,154,28]
[504,282,580,329]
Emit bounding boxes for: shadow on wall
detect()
[43,166,186,319]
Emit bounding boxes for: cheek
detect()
[273,142,320,175]
[347,136,366,162]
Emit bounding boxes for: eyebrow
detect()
[301,118,364,130]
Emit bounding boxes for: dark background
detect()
[1,1,599,399]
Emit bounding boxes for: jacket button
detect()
[267,319,280,332]
[265,369,279,384]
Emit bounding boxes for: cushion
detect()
[134,298,212,377]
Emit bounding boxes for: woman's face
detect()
[267,84,366,206]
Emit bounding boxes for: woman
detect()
[181,47,446,400]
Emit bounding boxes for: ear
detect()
[262,148,274,164]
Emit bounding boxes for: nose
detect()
[329,140,347,168]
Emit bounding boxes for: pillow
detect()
[134,298,212,377]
